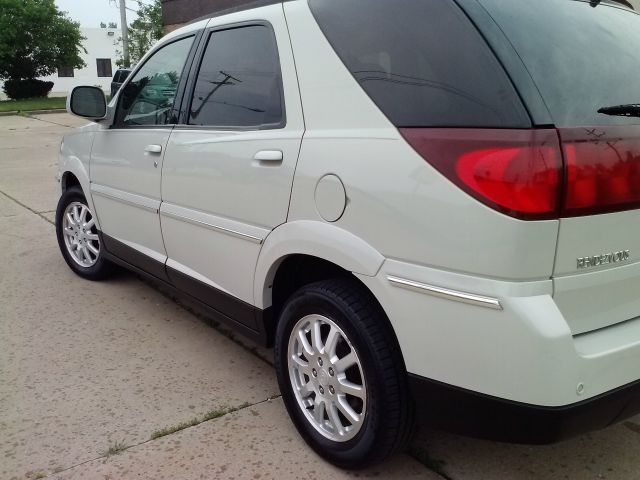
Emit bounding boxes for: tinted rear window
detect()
[189,25,284,128]
[478,0,640,127]
[308,0,530,128]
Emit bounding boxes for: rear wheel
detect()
[55,186,113,280]
[275,278,413,468]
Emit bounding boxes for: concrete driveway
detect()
[1,113,639,480]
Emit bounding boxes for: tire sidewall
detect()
[275,286,390,468]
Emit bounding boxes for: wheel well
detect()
[269,255,375,346]
[61,172,81,192]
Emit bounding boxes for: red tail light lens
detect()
[559,127,640,217]
[400,128,563,220]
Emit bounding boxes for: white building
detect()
[1,26,121,99]
[44,26,121,97]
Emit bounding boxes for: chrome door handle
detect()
[145,144,162,154]
[254,150,283,162]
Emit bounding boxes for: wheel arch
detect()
[58,132,100,230]
[254,220,385,313]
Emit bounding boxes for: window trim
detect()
[111,31,203,130]
[176,20,287,131]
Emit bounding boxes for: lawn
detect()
[0,96,66,113]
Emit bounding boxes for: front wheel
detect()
[55,186,114,280]
[274,279,414,468]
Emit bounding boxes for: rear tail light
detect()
[400,128,563,220]
[401,127,640,220]
[559,127,640,217]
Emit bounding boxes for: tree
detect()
[0,0,85,85]
[117,0,163,67]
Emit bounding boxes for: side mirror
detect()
[67,86,107,120]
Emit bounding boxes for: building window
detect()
[96,58,113,77]
[57,66,74,77]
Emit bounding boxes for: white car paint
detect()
[58,0,640,413]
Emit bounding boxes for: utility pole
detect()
[119,0,130,67]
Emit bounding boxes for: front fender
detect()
[58,128,99,229]
[254,220,385,308]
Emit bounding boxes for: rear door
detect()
[160,6,304,328]
[474,0,640,334]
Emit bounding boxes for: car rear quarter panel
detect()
[283,0,559,281]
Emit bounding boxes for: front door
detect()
[161,9,304,330]
[90,35,196,278]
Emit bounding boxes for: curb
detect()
[0,108,66,117]
[27,109,67,115]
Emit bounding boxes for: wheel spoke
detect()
[323,326,340,356]
[313,398,326,425]
[300,379,315,397]
[297,329,314,357]
[291,355,311,377]
[66,212,76,227]
[311,318,323,352]
[79,205,88,223]
[82,246,92,262]
[337,396,361,425]
[327,402,345,436]
[87,243,99,256]
[337,378,365,399]
[334,351,357,374]
[72,205,81,223]
[84,218,95,229]
[86,232,99,241]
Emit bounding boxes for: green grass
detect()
[150,402,251,440]
[103,439,128,457]
[408,445,449,478]
[0,96,66,113]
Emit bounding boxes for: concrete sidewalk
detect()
[1,113,639,480]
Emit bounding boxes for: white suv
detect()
[57,0,640,468]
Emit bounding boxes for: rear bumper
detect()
[409,373,640,444]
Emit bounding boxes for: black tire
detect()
[274,278,414,469]
[55,186,114,281]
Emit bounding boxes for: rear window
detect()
[477,0,640,127]
[308,0,530,128]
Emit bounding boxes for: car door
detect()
[90,34,197,279]
[160,7,304,331]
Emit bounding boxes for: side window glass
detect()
[115,36,194,127]
[189,25,284,128]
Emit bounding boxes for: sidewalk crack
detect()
[46,397,281,478]
[0,190,54,225]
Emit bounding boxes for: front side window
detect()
[114,36,194,127]
[189,25,284,128]
[96,59,112,78]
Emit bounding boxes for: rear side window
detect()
[188,25,284,128]
[308,0,530,128]
[477,0,640,126]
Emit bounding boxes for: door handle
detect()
[145,144,162,154]
[254,150,283,162]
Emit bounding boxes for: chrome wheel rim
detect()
[288,314,367,442]
[62,201,100,268]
